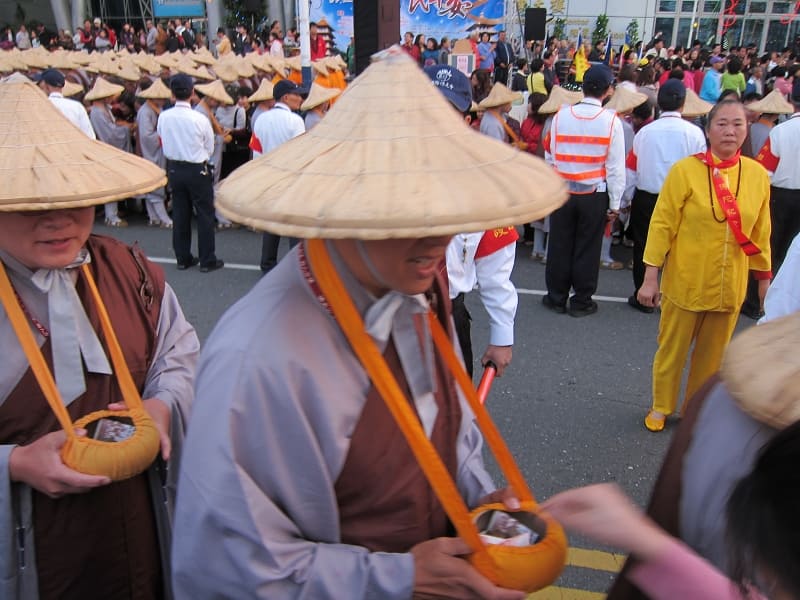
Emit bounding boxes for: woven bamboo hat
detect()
[301,82,341,110]
[216,46,567,238]
[211,61,239,83]
[138,77,172,100]
[478,83,523,109]
[192,47,217,65]
[84,77,125,102]
[681,88,713,117]
[0,78,166,210]
[539,85,583,114]
[20,49,50,70]
[48,51,79,71]
[62,79,84,97]
[248,78,274,102]
[605,86,648,114]
[721,311,800,429]
[195,79,234,104]
[746,89,795,115]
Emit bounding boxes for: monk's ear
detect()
[463,114,472,126]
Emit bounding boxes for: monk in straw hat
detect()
[172,46,567,599]
[0,77,197,599]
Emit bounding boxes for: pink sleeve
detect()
[628,538,765,600]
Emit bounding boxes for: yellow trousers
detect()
[651,297,739,415]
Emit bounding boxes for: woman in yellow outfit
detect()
[638,100,772,432]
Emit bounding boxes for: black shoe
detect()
[177,257,199,270]
[628,295,654,314]
[199,259,224,273]
[542,294,566,314]
[568,301,598,318]
[740,306,764,320]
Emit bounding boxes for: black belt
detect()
[167,159,207,167]
[635,189,659,197]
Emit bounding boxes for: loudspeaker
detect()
[524,8,547,41]
[354,0,399,75]
[243,0,262,11]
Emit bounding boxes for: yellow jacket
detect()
[644,154,771,312]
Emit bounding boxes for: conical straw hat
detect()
[605,86,648,113]
[539,86,583,114]
[212,62,239,83]
[312,60,329,76]
[0,78,165,210]
[234,57,256,78]
[48,51,79,71]
[746,89,794,115]
[478,83,522,109]
[69,51,93,65]
[62,79,84,97]
[253,55,275,73]
[192,47,217,66]
[190,65,215,80]
[301,82,341,110]
[682,88,713,117]
[138,77,172,99]
[84,77,125,101]
[721,311,800,429]
[117,61,142,82]
[248,78,274,102]
[20,49,50,70]
[194,79,234,104]
[215,46,567,239]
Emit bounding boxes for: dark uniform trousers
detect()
[629,189,659,292]
[769,185,800,273]
[260,234,299,272]
[545,190,609,309]
[167,160,217,267]
[450,292,473,379]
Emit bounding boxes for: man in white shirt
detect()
[15,24,30,49]
[624,79,707,313]
[157,74,223,273]
[35,69,96,139]
[250,79,307,272]
[543,64,626,317]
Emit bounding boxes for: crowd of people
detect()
[2,17,800,600]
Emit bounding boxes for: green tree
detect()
[592,13,609,46]
[626,19,640,44]
[553,17,566,40]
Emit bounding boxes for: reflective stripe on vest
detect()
[552,105,617,184]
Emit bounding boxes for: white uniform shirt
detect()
[759,113,800,189]
[250,102,305,158]
[49,92,96,139]
[157,101,214,163]
[626,111,707,195]
[446,232,517,347]
[761,232,800,324]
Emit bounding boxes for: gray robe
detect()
[137,101,167,203]
[89,104,131,152]
[172,244,496,599]
[0,256,199,600]
[194,103,224,185]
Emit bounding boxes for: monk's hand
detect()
[477,486,521,512]
[410,537,525,600]
[758,277,770,312]
[8,430,111,498]
[107,398,171,461]
[481,345,512,377]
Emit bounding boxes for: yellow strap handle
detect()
[306,239,535,564]
[0,262,76,438]
[80,264,145,411]
[426,312,534,505]
[0,260,145,441]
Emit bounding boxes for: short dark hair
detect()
[632,99,653,121]
[530,58,543,73]
[706,97,744,128]
[727,419,800,599]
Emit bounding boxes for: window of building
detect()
[766,19,789,50]
[749,1,767,11]
[741,19,764,49]
[772,1,791,13]
[655,17,676,45]
[704,0,721,10]
[682,0,695,10]
[677,18,694,47]
[729,0,746,13]
[696,18,719,46]
[659,0,677,10]
[723,20,744,47]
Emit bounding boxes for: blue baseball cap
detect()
[33,68,65,87]
[424,64,472,113]
[583,64,615,93]
[273,79,308,101]
[170,73,194,94]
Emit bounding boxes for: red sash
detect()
[694,150,761,257]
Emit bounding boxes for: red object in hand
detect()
[477,362,497,405]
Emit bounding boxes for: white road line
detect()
[149,257,631,303]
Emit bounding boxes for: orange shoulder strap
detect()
[0,260,146,440]
[305,239,535,561]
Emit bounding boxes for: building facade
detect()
[530,0,800,53]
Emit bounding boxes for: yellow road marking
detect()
[567,547,626,573]
[527,587,606,599]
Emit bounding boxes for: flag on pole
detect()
[619,32,631,69]
[573,32,589,83]
[602,33,614,66]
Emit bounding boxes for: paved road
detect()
[98,216,756,596]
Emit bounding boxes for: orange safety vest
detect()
[549,103,617,187]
